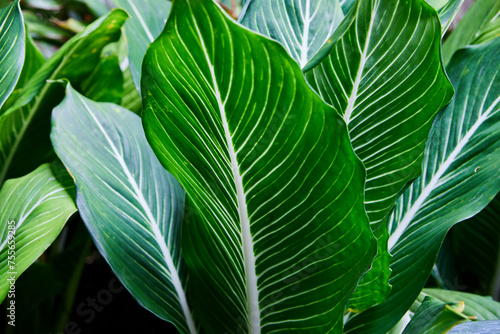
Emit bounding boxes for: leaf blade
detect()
[51,84,197,333]
[0,163,76,302]
[345,36,500,334]
[0,0,24,110]
[142,0,376,332]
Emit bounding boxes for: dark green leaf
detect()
[345,36,500,334]
[305,0,453,311]
[0,0,24,109]
[142,0,376,332]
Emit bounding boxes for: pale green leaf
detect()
[113,0,171,94]
[0,0,24,110]
[0,163,76,302]
[51,84,197,334]
[419,289,500,321]
[142,0,376,332]
[447,321,500,334]
[239,0,344,68]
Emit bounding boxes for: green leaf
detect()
[50,84,197,334]
[419,289,500,321]
[142,0,376,332]
[447,321,500,334]
[345,37,500,334]
[442,0,500,65]
[403,296,470,334]
[80,53,124,104]
[429,0,464,36]
[0,9,127,187]
[435,194,500,298]
[0,0,24,110]
[239,0,344,68]
[0,163,77,302]
[339,0,356,14]
[304,0,453,311]
[113,0,171,94]
[121,66,142,114]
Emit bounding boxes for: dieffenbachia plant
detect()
[0,0,499,332]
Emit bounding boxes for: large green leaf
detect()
[442,0,500,65]
[403,296,470,334]
[0,9,127,187]
[345,37,500,334]
[51,84,197,334]
[0,0,24,110]
[239,0,344,68]
[418,289,500,321]
[304,0,453,311]
[113,0,171,94]
[0,163,76,302]
[142,0,376,332]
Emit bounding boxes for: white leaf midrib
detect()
[126,0,155,42]
[343,6,376,124]
[388,94,500,250]
[189,4,261,332]
[299,0,311,68]
[79,95,197,334]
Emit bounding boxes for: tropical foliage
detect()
[0,0,499,333]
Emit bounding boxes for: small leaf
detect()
[0,9,127,187]
[420,289,500,321]
[0,163,77,302]
[0,0,25,110]
[113,0,171,94]
[403,296,470,334]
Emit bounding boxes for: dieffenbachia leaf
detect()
[0,9,127,187]
[0,0,24,110]
[345,36,500,334]
[239,0,344,68]
[142,0,376,332]
[442,0,500,65]
[418,289,500,321]
[0,163,76,302]
[51,84,197,334]
[447,321,500,334]
[113,0,171,94]
[402,296,470,334]
[304,0,453,311]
